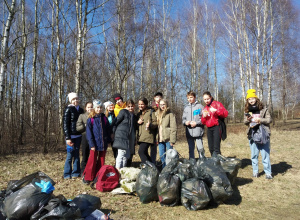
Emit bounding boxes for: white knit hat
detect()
[93,99,102,108]
[104,101,113,110]
[68,92,78,103]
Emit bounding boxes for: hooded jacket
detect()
[114,102,127,117]
[63,105,84,140]
[201,100,228,128]
[137,108,158,144]
[158,109,177,144]
[182,101,204,138]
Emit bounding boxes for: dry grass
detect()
[1,121,300,220]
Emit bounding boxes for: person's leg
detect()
[150,143,157,164]
[116,149,127,169]
[138,142,151,163]
[206,127,214,156]
[212,125,221,155]
[260,141,272,175]
[127,154,133,167]
[81,134,89,175]
[249,140,259,175]
[96,150,106,172]
[64,147,72,179]
[83,149,98,181]
[158,142,166,168]
[187,137,195,159]
[195,137,204,158]
[72,137,81,178]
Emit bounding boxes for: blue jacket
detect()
[86,114,111,151]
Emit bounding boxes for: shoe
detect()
[82,178,91,185]
[265,174,273,179]
[64,176,71,180]
[252,173,258,178]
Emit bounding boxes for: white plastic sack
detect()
[119,167,141,181]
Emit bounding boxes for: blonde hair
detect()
[157,99,169,125]
[88,109,97,118]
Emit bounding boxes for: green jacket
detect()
[76,112,89,134]
[158,109,177,144]
[137,108,158,144]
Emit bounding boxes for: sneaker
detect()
[252,173,258,178]
[64,176,71,180]
[265,174,273,179]
[82,178,91,185]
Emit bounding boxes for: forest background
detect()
[0,0,299,154]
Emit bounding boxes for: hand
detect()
[246,116,252,121]
[170,142,174,147]
[253,118,260,123]
[185,121,190,126]
[210,107,217,113]
[190,121,197,128]
[202,111,208,117]
[91,147,95,151]
[66,140,74,146]
[138,118,144,124]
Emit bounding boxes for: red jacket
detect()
[201,100,228,128]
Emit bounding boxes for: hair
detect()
[245,98,264,113]
[157,99,169,125]
[139,97,148,106]
[88,109,97,118]
[154,92,163,97]
[187,91,196,97]
[126,99,135,106]
[203,91,212,97]
[104,104,114,117]
[85,101,93,108]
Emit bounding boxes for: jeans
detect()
[116,149,130,169]
[187,137,204,159]
[207,125,221,156]
[158,142,173,168]
[64,137,81,179]
[249,139,271,175]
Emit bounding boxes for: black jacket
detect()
[63,105,84,140]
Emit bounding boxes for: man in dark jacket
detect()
[63,92,84,179]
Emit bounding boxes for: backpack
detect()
[251,124,269,145]
[91,165,120,192]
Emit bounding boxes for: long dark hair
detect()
[139,97,148,106]
[245,98,263,113]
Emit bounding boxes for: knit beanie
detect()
[104,101,113,109]
[68,92,78,103]
[93,99,102,108]
[113,93,123,102]
[246,89,258,100]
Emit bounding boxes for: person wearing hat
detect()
[83,99,112,184]
[113,93,126,117]
[244,89,273,179]
[104,100,118,159]
[63,92,84,179]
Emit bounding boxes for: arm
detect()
[63,107,71,140]
[260,108,272,125]
[195,105,204,125]
[112,109,125,133]
[150,111,158,129]
[182,107,188,126]
[215,102,228,118]
[76,114,86,134]
[170,113,177,144]
[86,118,96,149]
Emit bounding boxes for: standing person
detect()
[244,89,272,179]
[113,93,126,117]
[137,98,158,164]
[63,92,84,179]
[112,100,137,169]
[76,101,93,175]
[126,100,137,167]
[83,100,111,184]
[104,101,117,159]
[150,92,163,163]
[182,91,205,159]
[157,99,177,168]
[201,91,228,156]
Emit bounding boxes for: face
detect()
[248,97,257,105]
[203,94,212,105]
[160,101,166,110]
[126,104,135,113]
[154,95,162,104]
[138,101,146,111]
[187,95,196,104]
[107,103,114,112]
[94,106,102,114]
[116,99,124,106]
[71,97,79,106]
[85,103,93,113]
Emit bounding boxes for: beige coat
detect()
[244,107,272,135]
[76,112,89,134]
[137,108,158,144]
[158,110,177,144]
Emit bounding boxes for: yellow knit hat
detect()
[246,89,258,100]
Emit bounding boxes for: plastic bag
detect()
[136,161,159,203]
[181,178,212,210]
[157,172,181,207]
[218,157,241,185]
[72,194,101,218]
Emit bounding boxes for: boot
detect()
[198,150,206,160]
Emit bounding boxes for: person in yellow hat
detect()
[244,89,273,179]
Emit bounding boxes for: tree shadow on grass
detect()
[271,162,292,177]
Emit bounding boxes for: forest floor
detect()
[1,119,300,219]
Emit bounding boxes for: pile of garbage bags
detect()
[136,154,241,211]
[0,171,105,220]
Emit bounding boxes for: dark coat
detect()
[86,113,111,151]
[63,105,84,140]
[112,109,135,150]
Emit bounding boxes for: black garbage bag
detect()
[136,161,160,203]
[218,157,241,185]
[31,195,81,220]
[72,194,101,218]
[157,172,181,207]
[161,158,180,174]
[181,178,212,210]
[175,159,194,182]
[194,158,233,203]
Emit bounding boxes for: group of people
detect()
[63,88,273,185]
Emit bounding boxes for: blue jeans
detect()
[187,137,204,159]
[158,142,173,168]
[249,139,271,175]
[64,137,81,178]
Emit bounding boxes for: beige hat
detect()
[68,92,78,103]
[104,101,113,109]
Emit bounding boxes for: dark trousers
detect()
[138,142,153,164]
[207,125,221,156]
[80,133,90,174]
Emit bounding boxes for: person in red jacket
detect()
[201,91,228,156]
